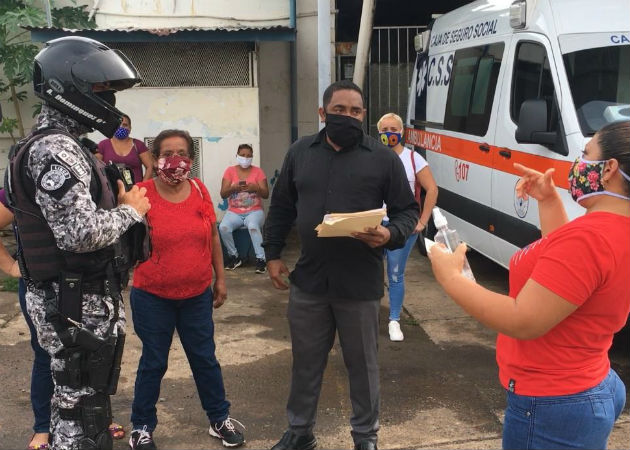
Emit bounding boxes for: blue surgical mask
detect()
[379,131,402,148]
[113,126,130,140]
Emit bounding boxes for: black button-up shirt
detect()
[263,129,419,301]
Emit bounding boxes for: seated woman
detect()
[129,129,245,450]
[219,144,269,274]
[97,114,153,184]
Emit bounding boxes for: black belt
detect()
[82,278,122,296]
[59,407,82,421]
[81,279,109,295]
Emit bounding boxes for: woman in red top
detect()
[430,120,630,449]
[128,130,245,450]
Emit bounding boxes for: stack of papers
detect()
[315,208,387,237]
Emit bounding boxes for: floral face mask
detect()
[157,155,191,185]
[568,156,630,203]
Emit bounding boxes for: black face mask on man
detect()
[324,113,363,148]
[95,90,116,107]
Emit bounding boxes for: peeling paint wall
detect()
[94,87,260,219]
[96,0,290,29]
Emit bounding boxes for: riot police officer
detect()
[6,37,150,450]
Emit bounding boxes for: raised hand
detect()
[514,163,557,203]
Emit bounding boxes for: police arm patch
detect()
[37,161,79,200]
[55,148,89,181]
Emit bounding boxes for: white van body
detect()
[405,0,630,268]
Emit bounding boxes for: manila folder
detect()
[315,208,387,238]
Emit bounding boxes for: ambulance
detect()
[405,0,630,268]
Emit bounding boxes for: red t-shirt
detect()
[222,165,266,214]
[497,212,630,396]
[133,178,217,299]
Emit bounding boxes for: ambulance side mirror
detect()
[515,99,556,146]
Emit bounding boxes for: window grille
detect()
[109,42,252,87]
[145,137,202,179]
[367,26,427,137]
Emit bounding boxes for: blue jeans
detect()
[130,287,230,431]
[503,368,626,449]
[385,233,418,321]
[18,278,54,433]
[219,209,265,260]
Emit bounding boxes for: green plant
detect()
[0,276,19,292]
[0,0,94,144]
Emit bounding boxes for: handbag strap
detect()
[409,149,421,204]
[189,178,213,254]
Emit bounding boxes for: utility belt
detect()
[81,279,118,295]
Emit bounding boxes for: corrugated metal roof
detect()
[25,25,293,34]
[25,25,296,42]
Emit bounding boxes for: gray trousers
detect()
[287,284,380,444]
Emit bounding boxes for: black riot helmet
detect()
[33,36,141,138]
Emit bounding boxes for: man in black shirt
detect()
[264,80,419,450]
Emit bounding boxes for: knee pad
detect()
[77,433,112,450]
[61,393,113,450]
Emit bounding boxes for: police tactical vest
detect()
[5,128,129,284]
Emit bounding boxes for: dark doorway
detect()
[336,0,475,42]
[336,0,474,136]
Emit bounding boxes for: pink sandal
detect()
[27,433,50,450]
[108,423,125,440]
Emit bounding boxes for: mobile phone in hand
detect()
[239,180,247,186]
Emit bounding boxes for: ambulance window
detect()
[444,43,504,136]
[511,42,556,126]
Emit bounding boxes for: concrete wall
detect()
[256,0,336,194]
[95,0,289,28]
[257,41,291,194]
[296,0,321,137]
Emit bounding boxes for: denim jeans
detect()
[18,278,54,433]
[130,287,230,431]
[219,209,265,260]
[503,368,626,449]
[385,233,419,321]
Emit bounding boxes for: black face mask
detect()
[324,113,363,148]
[95,90,116,107]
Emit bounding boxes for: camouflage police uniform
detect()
[24,104,142,450]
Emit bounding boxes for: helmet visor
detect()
[72,48,141,90]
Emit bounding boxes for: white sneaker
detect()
[388,320,404,341]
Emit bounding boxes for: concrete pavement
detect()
[0,234,628,449]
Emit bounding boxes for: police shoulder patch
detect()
[55,148,89,180]
[37,161,79,200]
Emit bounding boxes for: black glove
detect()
[80,137,99,154]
